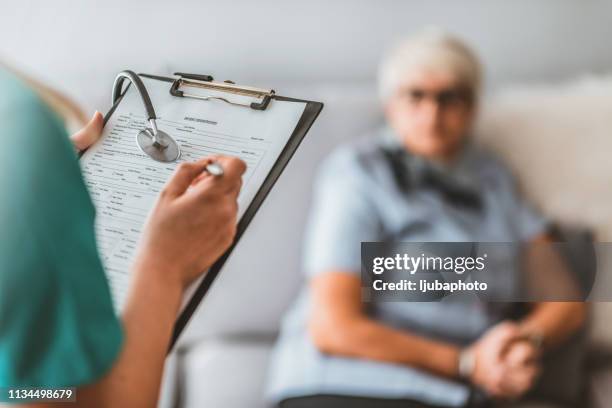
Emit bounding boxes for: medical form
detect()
[80,75,309,311]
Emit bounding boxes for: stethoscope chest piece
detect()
[113,70,182,163]
[136,128,181,162]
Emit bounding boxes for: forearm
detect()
[519,234,588,349]
[77,259,183,408]
[311,316,460,378]
[519,302,587,349]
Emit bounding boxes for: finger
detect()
[227,176,243,198]
[216,156,247,184]
[496,378,523,400]
[499,365,538,397]
[485,370,510,398]
[163,160,211,198]
[509,343,538,366]
[498,333,524,359]
[488,322,521,357]
[190,156,246,196]
[189,155,243,186]
[228,200,239,225]
[71,111,104,151]
[188,157,220,187]
[507,341,540,367]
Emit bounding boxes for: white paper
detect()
[80,77,306,311]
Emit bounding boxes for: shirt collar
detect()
[378,126,483,210]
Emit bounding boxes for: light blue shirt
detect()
[266,128,548,406]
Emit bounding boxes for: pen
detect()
[205,162,224,176]
[187,162,224,193]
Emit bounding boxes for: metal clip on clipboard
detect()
[169,72,275,111]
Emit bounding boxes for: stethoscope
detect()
[112,70,181,162]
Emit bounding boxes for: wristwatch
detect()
[458,348,475,380]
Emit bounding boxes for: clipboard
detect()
[87,72,323,351]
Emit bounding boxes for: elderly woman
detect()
[266,30,586,408]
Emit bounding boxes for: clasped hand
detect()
[466,321,541,400]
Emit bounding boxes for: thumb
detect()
[71,111,104,151]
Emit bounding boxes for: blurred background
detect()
[3,1,612,407]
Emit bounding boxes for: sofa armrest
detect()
[588,367,612,408]
[584,345,612,408]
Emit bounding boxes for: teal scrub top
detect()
[0,69,123,387]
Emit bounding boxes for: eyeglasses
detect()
[399,87,473,110]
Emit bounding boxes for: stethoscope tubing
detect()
[112,70,157,121]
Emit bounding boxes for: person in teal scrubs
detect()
[0,68,246,407]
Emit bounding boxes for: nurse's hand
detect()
[135,155,246,289]
[76,156,244,408]
[70,111,104,152]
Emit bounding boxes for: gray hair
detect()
[378,28,483,103]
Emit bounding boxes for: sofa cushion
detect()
[475,76,612,347]
[178,339,274,408]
